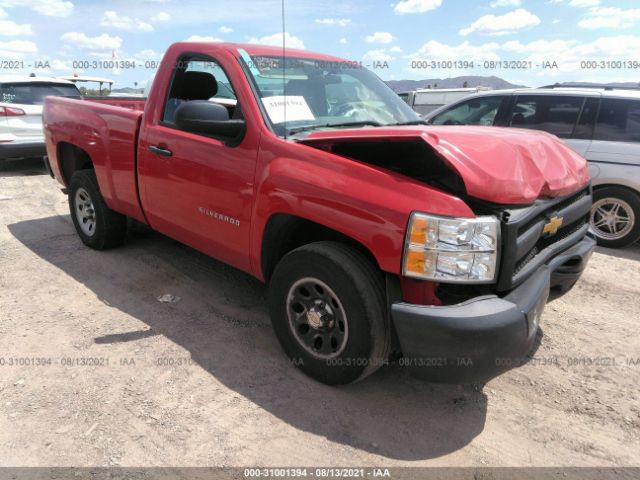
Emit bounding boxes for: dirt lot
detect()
[1,159,639,468]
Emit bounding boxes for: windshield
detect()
[239,52,420,136]
[0,82,81,105]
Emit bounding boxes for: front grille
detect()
[513,217,587,275]
[516,188,588,236]
[513,245,539,276]
[496,185,592,292]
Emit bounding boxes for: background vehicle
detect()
[401,87,491,116]
[58,75,114,96]
[425,85,640,248]
[0,76,80,166]
[397,91,414,106]
[43,42,594,385]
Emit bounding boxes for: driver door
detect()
[138,56,257,273]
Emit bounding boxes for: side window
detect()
[163,57,239,125]
[430,96,503,126]
[593,99,640,143]
[509,98,536,126]
[509,95,583,138]
[573,97,599,140]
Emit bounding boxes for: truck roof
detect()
[179,41,347,62]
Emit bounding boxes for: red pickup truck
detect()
[43,42,595,385]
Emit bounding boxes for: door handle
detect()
[148,145,172,157]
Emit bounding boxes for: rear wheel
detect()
[268,241,390,385]
[590,187,640,248]
[68,169,127,249]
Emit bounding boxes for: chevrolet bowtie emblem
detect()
[543,216,564,236]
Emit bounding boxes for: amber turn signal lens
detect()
[405,249,425,274]
[409,217,428,245]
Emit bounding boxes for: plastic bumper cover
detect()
[0,141,46,160]
[391,235,596,383]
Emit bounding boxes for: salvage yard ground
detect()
[1,159,639,467]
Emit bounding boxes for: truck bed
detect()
[43,96,146,222]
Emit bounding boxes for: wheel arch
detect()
[57,142,94,186]
[260,213,383,283]
[592,183,640,199]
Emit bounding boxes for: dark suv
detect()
[424,86,640,248]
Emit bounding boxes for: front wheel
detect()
[68,169,127,250]
[590,187,640,248]
[268,242,391,385]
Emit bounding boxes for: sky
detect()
[1,0,640,88]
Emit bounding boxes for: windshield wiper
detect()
[288,120,382,135]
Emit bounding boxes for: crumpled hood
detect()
[300,125,590,205]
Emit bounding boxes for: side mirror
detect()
[174,100,245,141]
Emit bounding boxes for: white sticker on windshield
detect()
[262,96,315,124]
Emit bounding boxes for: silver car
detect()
[0,76,81,167]
[424,86,640,248]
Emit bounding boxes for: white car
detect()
[0,76,81,166]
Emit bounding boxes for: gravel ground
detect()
[0,159,639,468]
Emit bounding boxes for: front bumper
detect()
[0,141,46,161]
[391,234,595,383]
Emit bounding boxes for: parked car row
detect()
[421,85,640,248]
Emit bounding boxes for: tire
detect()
[590,187,640,248]
[68,169,127,250]
[268,241,390,385]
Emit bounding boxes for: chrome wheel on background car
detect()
[74,187,97,237]
[286,277,348,359]
[591,198,635,242]
[591,197,634,241]
[590,187,640,248]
